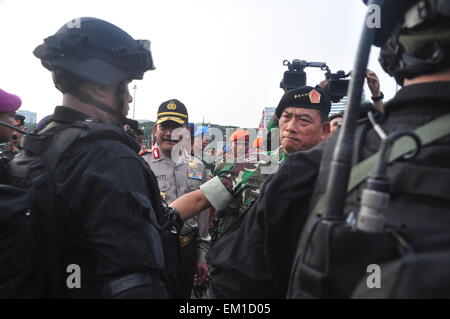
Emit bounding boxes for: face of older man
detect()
[278,107,330,154]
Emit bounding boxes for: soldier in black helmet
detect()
[9,18,170,298]
[223,0,450,299]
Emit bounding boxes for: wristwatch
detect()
[371,91,384,101]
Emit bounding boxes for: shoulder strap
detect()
[314,113,450,215]
[26,126,86,298]
[347,119,372,207]
[42,126,86,174]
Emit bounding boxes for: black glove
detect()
[164,207,184,234]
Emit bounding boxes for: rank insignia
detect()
[188,170,203,180]
[153,147,160,159]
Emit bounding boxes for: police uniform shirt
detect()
[142,144,210,262]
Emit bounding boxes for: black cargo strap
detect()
[42,127,86,173]
[71,88,121,119]
[347,120,372,207]
[313,112,450,216]
[102,273,159,297]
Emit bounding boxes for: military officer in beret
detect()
[170,86,331,298]
[0,88,22,144]
[141,99,210,298]
[0,88,22,183]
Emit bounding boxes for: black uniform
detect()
[0,143,18,161]
[11,106,169,298]
[0,145,9,184]
[207,81,450,298]
[308,81,450,227]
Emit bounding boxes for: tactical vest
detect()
[289,111,450,298]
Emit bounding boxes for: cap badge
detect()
[167,101,177,110]
[189,160,197,169]
[308,89,321,104]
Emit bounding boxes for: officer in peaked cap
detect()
[156,99,188,125]
[142,99,211,298]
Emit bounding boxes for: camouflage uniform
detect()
[201,147,287,240]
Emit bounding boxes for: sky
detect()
[0,0,399,128]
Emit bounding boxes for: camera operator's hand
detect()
[366,69,380,96]
[366,69,385,113]
[318,78,330,89]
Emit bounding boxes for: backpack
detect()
[0,120,184,298]
[0,124,81,298]
[288,112,450,299]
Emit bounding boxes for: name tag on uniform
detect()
[188,169,203,180]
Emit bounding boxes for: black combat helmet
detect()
[33,17,155,122]
[366,0,450,84]
[34,17,155,87]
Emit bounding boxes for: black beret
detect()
[275,86,331,119]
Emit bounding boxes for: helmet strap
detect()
[115,81,127,124]
[70,86,124,125]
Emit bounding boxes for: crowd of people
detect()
[1,0,450,299]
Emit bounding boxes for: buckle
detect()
[180,235,192,248]
[137,40,155,70]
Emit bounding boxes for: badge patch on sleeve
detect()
[188,169,203,180]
